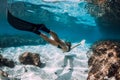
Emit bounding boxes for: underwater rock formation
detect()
[0,54,15,68]
[0,70,9,80]
[86,0,120,38]
[0,70,20,80]
[87,40,120,80]
[19,52,42,67]
[0,70,8,77]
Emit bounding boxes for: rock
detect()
[0,70,10,80]
[0,70,8,77]
[86,0,120,38]
[0,70,20,80]
[19,52,42,67]
[87,40,120,80]
[0,54,15,68]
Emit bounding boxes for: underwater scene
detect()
[0,0,120,80]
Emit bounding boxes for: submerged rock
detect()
[87,40,120,80]
[86,0,120,38]
[19,52,42,67]
[0,70,9,80]
[0,54,15,68]
[0,70,8,77]
[0,70,20,80]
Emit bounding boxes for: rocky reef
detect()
[87,40,120,80]
[0,69,20,80]
[19,52,43,67]
[0,69,8,77]
[0,51,44,80]
[0,54,20,79]
[86,0,120,38]
[0,54,15,68]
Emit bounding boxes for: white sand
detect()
[0,42,90,80]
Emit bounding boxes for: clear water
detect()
[1,43,90,80]
[0,0,101,80]
[1,0,101,43]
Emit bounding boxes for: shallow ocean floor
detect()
[0,43,90,80]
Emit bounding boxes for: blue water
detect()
[0,0,101,44]
[0,1,102,80]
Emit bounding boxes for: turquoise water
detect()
[1,0,120,80]
[0,0,101,45]
[0,0,102,80]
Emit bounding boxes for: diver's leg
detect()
[35,24,69,52]
[36,24,62,42]
[49,31,69,52]
[40,33,58,46]
[49,31,61,42]
[33,30,58,46]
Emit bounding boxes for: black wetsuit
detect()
[7,11,50,35]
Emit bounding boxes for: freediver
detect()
[7,11,71,52]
